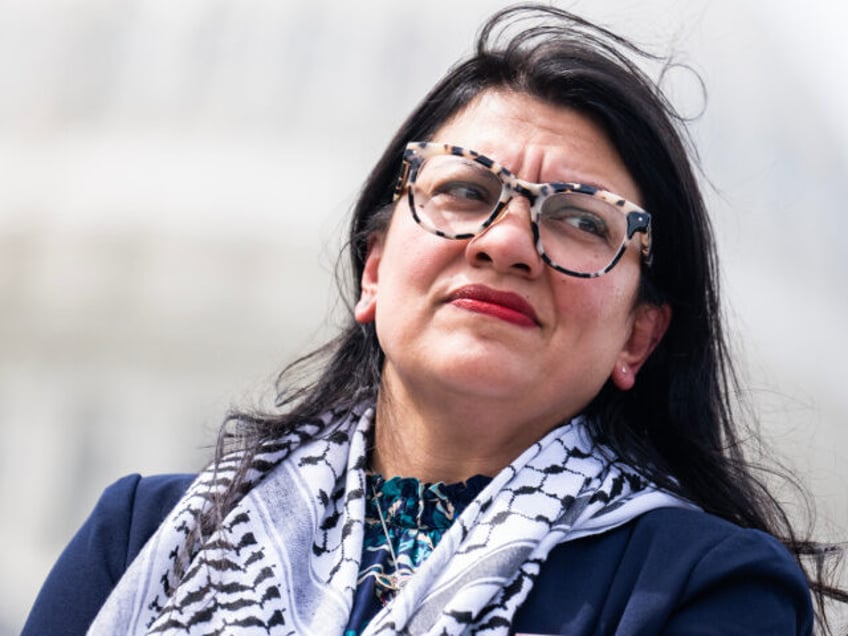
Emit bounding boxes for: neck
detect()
[370,374,565,483]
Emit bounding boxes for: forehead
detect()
[429,90,641,204]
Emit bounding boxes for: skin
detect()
[355,90,670,483]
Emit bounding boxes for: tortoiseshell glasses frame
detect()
[393,141,652,278]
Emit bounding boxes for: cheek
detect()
[372,225,459,332]
[551,275,631,318]
[548,271,639,353]
[381,218,465,288]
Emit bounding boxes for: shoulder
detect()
[631,508,813,633]
[633,508,813,633]
[76,473,195,569]
[514,507,813,635]
[618,506,804,569]
[22,473,195,636]
[110,473,196,559]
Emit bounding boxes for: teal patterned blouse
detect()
[344,472,492,635]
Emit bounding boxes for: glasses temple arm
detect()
[392,158,412,202]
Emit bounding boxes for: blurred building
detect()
[1,1,846,632]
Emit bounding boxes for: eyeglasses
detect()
[393,142,652,278]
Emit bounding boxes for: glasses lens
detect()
[411,155,503,237]
[538,192,628,274]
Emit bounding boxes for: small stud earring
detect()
[621,365,628,374]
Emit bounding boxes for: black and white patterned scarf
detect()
[89,403,694,635]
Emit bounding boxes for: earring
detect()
[621,365,628,375]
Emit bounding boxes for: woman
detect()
[23,5,844,635]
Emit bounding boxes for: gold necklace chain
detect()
[371,483,411,593]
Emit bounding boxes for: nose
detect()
[465,196,544,277]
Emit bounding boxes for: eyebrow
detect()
[528,173,615,194]
[452,145,622,197]
[496,157,616,194]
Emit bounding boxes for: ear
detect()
[353,234,384,324]
[611,302,671,391]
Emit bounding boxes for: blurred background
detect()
[1,0,846,632]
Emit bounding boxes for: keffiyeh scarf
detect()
[89,403,694,635]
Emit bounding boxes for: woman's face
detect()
[356,90,669,434]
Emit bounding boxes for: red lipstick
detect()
[447,284,539,328]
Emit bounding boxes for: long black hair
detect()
[213,4,845,627]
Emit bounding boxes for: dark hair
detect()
[214,4,845,627]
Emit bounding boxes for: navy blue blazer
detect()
[23,474,814,635]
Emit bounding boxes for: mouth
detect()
[447,284,540,328]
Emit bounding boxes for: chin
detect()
[432,357,533,399]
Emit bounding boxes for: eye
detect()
[565,210,608,237]
[544,204,610,240]
[433,180,496,204]
[416,158,502,212]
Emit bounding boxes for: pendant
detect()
[375,567,411,593]
[374,567,412,606]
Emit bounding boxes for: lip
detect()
[447,284,540,328]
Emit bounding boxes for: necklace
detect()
[371,484,411,594]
